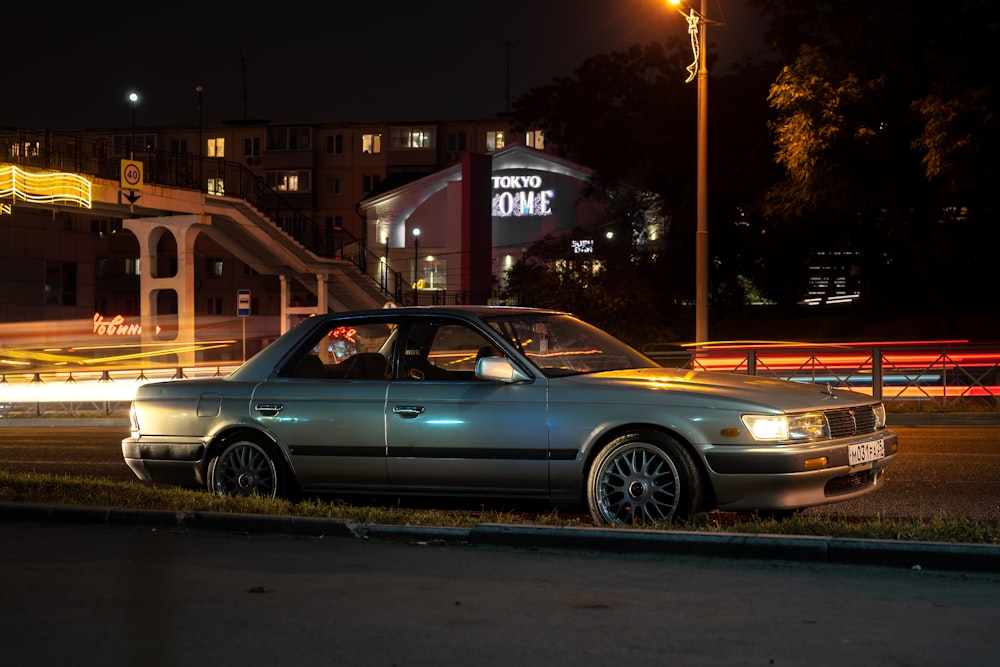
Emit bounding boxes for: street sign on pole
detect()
[237,289,251,361]
[237,289,251,317]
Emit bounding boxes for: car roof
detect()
[321,305,566,319]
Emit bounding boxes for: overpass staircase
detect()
[1,130,405,327]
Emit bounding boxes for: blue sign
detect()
[237,289,251,317]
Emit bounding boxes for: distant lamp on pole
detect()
[668,0,711,344]
[382,229,390,292]
[128,91,139,160]
[412,227,421,305]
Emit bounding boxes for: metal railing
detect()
[685,341,1000,411]
[2,342,997,419]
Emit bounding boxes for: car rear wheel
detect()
[587,430,703,526]
[207,435,282,498]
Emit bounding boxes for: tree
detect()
[754,0,1000,325]
[510,35,785,329]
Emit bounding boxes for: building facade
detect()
[0,118,603,369]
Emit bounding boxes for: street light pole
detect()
[694,0,709,344]
[128,91,139,160]
[383,231,390,292]
[412,228,421,305]
[669,0,710,343]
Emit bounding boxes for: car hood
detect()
[559,367,875,413]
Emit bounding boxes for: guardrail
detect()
[644,340,1000,413]
[2,341,998,419]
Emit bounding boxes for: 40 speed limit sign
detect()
[120,159,143,190]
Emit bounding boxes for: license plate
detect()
[848,438,885,466]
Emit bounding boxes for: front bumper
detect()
[703,430,899,511]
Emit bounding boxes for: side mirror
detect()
[476,356,531,383]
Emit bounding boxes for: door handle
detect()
[392,405,425,418]
[254,403,284,417]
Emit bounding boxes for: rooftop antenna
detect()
[503,40,518,113]
[240,52,250,120]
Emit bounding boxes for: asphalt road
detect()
[1,520,998,667]
[0,423,997,524]
[2,421,999,665]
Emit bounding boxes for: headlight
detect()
[873,403,886,429]
[742,412,829,442]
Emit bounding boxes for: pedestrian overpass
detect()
[1,160,391,366]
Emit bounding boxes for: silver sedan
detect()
[122,306,898,525]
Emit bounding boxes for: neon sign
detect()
[93,313,142,336]
[329,326,358,343]
[0,164,92,208]
[492,174,554,218]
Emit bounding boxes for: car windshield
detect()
[484,313,656,377]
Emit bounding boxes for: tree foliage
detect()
[508,1,1000,339]
[753,0,1000,320]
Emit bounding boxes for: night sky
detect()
[4,1,763,130]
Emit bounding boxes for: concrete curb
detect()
[3,502,998,574]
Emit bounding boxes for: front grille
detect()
[824,406,878,438]
[825,470,872,496]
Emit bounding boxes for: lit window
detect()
[205,258,224,277]
[266,170,312,192]
[526,130,545,150]
[362,133,382,154]
[207,138,225,158]
[208,178,225,195]
[125,258,141,276]
[486,131,505,151]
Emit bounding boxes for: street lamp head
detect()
[412,228,421,239]
[195,85,204,94]
[128,92,139,105]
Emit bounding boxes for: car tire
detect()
[587,430,704,526]
[207,433,283,498]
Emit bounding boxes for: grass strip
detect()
[1,470,996,544]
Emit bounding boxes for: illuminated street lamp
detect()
[668,0,710,343]
[412,227,421,305]
[128,91,139,159]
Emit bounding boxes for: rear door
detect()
[250,318,397,491]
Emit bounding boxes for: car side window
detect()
[399,322,498,381]
[281,320,397,380]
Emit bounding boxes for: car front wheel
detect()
[587,430,703,526]
[207,435,282,498]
